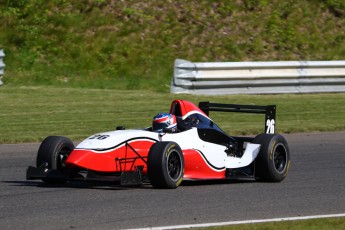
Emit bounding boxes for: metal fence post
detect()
[0,49,5,86]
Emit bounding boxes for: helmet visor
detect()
[153,122,168,131]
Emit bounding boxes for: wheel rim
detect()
[273,144,287,173]
[167,150,182,180]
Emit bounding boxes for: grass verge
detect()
[194,216,345,230]
[1,85,345,144]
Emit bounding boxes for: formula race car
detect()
[26,100,290,189]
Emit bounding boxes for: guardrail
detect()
[171,59,345,95]
[0,49,5,86]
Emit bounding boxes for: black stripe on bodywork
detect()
[76,137,225,171]
[75,137,159,152]
[193,149,225,171]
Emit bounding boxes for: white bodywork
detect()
[76,128,260,169]
[225,143,260,168]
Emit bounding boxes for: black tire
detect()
[253,134,290,182]
[36,136,74,183]
[147,142,184,189]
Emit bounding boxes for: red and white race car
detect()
[26,100,290,189]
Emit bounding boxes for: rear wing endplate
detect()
[199,102,276,134]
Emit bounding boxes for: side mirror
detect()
[162,127,172,133]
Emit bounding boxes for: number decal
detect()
[266,119,275,134]
[89,134,110,140]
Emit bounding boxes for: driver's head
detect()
[152,113,177,132]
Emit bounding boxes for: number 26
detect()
[266,119,275,134]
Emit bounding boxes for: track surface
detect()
[0,132,345,230]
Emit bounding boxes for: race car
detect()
[26,100,290,189]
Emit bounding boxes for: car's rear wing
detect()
[198,102,276,134]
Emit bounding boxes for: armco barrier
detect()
[0,49,5,86]
[171,59,345,95]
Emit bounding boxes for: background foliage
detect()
[0,0,344,91]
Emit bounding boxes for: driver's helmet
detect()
[152,113,177,132]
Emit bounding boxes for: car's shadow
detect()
[182,178,256,186]
[2,178,256,191]
[2,180,147,190]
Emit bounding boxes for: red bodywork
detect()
[170,99,208,117]
[66,100,226,180]
[66,140,155,173]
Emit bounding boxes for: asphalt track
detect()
[0,132,344,230]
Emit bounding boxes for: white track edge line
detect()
[125,213,345,230]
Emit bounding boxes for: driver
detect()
[152,113,178,132]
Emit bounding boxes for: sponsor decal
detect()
[166,144,176,157]
[176,176,183,186]
[269,141,277,160]
[284,160,291,177]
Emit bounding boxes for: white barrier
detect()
[171,59,345,95]
[0,49,5,86]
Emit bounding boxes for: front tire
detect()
[147,142,184,189]
[253,134,290,182]
[36,136,74,183]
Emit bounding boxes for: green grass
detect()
[1,85,345,144]
[0,1,344,91]
[194,216,345,230]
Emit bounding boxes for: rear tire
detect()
[253,134,290,182]
[36,136,74,183]
[147,142,184,189]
